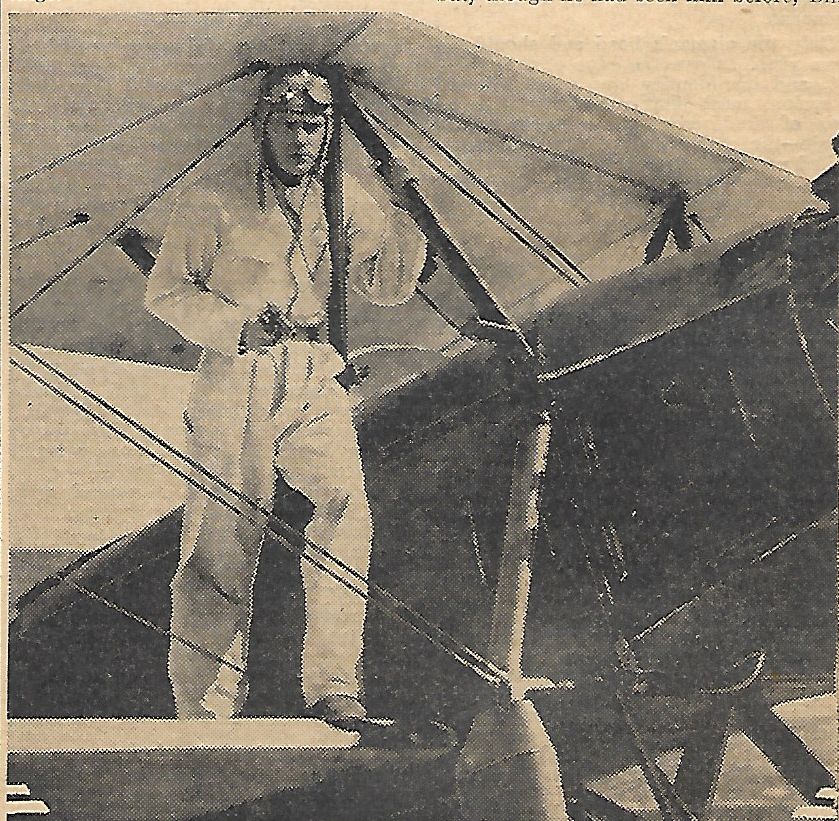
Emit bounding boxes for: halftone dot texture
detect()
[7,11,836,821]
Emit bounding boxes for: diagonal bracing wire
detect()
[12,343,508,688]
[11,15,375,190]
[630,508,837,645]
[786,285,836,422]
[351,82,662,199]
[353,95,584,289]
[10,117,251,321]
[11,64,265,187]
[318,12,378,63]
[10,354,347,679]
[64,578,248,676]
[361,80,589,284]
[10,212,91,252]
[6,68,512,686]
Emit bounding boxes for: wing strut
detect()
[355,81,589,286]
[334,76,536,360]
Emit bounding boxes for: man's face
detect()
[262,106,329,181]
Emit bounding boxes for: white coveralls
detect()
[145,156,426,718]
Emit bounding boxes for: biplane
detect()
[6,12,838,821]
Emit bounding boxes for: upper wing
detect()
[9,12,817,377]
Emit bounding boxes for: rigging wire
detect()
[355,100,584,289]
[10,355,336,679]
[11,64,264,187]
[10,117,250,322]
[318,12,378,63]
[9,63,827,690]
[582,546,698,821]
[629,508,837,644]
[64,579,247,676]
[351,81,662,199]
[415,288,464,336]
[361,81,589,284]
[10,212,91,252]
[12,343,507,688]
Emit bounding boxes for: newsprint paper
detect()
[2,1,837,819]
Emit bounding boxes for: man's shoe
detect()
[178,705,216,720]
[308,695,457,749]
[308,694,375,733]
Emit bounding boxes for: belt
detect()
[256,304,325,344]
[238,318,324,355]
[281,324,323,343]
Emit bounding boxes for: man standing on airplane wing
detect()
[145,68,427,725]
